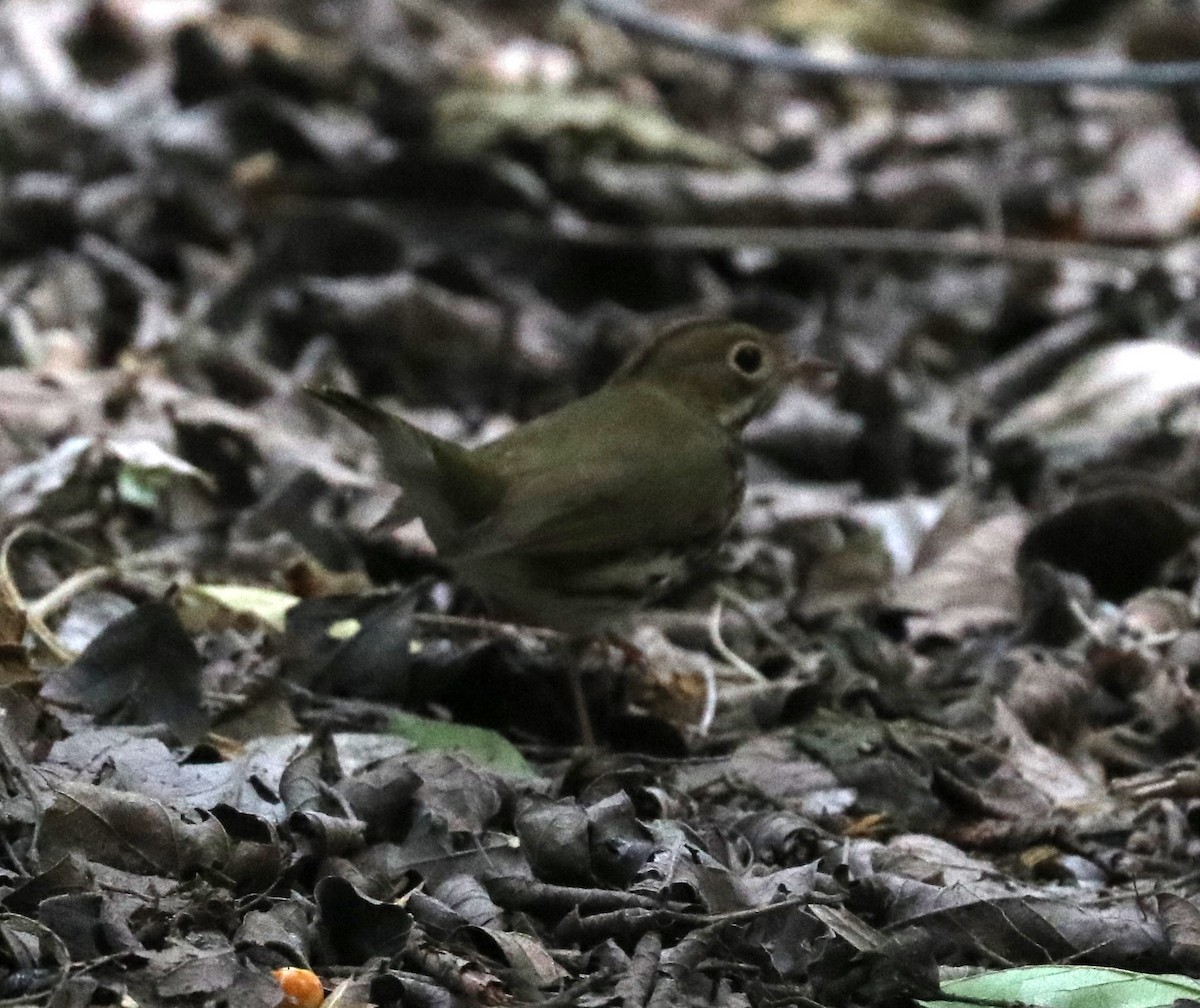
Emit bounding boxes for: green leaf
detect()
[919,965,1200,1008]
[116,467,161,509]
[111,439,216,510]
[387,711,536,778]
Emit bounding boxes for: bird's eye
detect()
[729,340,765,376]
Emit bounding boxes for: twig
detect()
[693,895,836,923]
[410,611,565,644]
[27,565,112,624]
[78,234,173,301]
[714,584,815,670]
[582,0,1200,89]
[0,524,77,664]
[548,215,1162,270]
[707,600,766,687]
[521,968,616,1008]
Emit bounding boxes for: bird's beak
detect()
[786,355,838,392]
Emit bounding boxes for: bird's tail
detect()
[306,386,396,436]
[307,386,441,479]
[307,386,500,549]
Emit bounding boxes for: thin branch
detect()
[582,0,1200,89]
[548,215,1163,271]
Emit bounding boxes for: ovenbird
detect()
[310,318,830,631]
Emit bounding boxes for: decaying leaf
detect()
[993,340,1200,461]
[435,88,753,168]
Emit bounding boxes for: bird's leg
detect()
[565,633,652,749]
[566,658,596,748]
[411,612,597,745]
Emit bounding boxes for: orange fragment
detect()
[844,812,888,838]
[273,967,324,1008]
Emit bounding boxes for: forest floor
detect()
[4,1,1200,1006]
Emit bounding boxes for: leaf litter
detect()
[4,1,1200,1006]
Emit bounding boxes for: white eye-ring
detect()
[729,340,766,377]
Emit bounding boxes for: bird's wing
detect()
[448,386,739,560]
[307,387,504,548]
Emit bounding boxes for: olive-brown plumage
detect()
[310,318,829,630]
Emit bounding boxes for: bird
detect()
[309,317,832,633]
